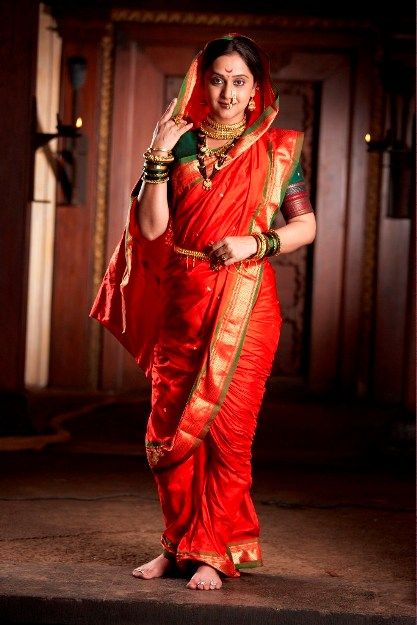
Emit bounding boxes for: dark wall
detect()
[0,1,39,392]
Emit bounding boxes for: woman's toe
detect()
[186,576,198,589]
[132,566,151,578]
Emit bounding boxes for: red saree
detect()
[90,36,304,577]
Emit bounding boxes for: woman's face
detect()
[204,52,256,125]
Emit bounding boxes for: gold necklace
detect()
[205,138,235,157]
[196,130,237,190]
[204,115,246,131]
[200,115,246,140]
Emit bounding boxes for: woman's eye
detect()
[210,77,223,85]
[234,79,245,86]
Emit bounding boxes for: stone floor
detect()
[0,391,415,624]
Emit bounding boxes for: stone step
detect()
[0,563,414,625]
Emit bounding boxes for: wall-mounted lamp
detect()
[32,56,88,206]
[35,114,81,151]
[35,56,88,205]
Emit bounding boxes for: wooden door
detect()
[102,41,321,389]
[270,80,318,377]
[102,30,368,396]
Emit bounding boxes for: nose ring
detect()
[227,90,238,109]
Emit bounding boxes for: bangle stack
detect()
[251,230,281,260]
[142,147,174,184]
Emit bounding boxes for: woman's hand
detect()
[150,98,193,152]
[206,236,258,267]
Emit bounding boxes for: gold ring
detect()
[171,115,182,127]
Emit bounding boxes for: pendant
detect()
[203,179,212,190]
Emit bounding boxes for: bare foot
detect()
[132,553,172,579]
[186,564,222,590]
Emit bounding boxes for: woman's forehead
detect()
[209,53,252,76]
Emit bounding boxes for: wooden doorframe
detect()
[273,51,371,392]
[92,13,372,393]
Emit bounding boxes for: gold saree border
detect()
[176,547,240,577]
[161,536,263,576]
[227,539,263,569]
[147,262,264,470]
[161,534,177,560]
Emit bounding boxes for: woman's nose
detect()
[222,81,233,96]
[223,82,236,101]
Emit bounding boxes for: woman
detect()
[90,34,316,591]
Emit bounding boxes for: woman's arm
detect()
[207,212,316,266]
[207,173,316,265]
[270,211,316,254]
[136,98,193,241]
[136,179,171,241]
[207,159,316,264]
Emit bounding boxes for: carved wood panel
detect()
[269,81,317,376]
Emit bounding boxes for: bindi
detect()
[225,67,233,73]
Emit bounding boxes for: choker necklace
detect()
[197,130,238,190]
[200,115,246,140]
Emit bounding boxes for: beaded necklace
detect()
[197,116,246,190]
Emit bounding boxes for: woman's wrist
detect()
[249,230,281,260]
[142,148,174,185]
[248,235,258,256]
[149,143,173,154]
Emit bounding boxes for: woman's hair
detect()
[201,35,264,85]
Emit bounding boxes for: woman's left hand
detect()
[206,236,258,267]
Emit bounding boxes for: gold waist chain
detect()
[173,243,263,273]
[173,245,210,261]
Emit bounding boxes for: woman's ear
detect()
[250,82,257,98]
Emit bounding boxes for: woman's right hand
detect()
[149,98,193,152]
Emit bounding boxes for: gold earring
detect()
[248,96,256,111]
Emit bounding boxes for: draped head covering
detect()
[172,33,279,140]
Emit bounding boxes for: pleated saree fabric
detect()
[90,36,304,577]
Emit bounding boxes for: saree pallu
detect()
[90,127,303,577]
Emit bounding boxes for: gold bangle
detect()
[143,148,174,163]
[142,169,169,179]
[145,160,169,167]
[251,233,267,260]
[143,177,169,184]
[251,233,263,259]
[143,172,169,180]
[260,234,268,259]
[252,234,262,259]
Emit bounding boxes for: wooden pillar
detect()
[48,15,108,388]
[0,2,38,394]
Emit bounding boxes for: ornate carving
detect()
[89,23,115,388]
[111,9,371,32]
[270,81,316,376]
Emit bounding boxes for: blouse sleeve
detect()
[281,161,314,222]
